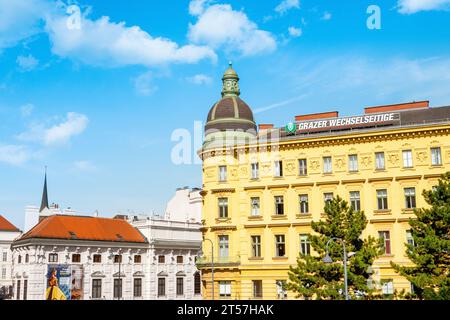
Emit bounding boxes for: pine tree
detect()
[286,196,383,299]
[391,172,450,300]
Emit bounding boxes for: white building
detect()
[0,215,22,299]
[11,183,204,300]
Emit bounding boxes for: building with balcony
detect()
[197,63,450,299]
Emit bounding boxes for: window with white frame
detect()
[406,230,415,250]
[218,198,228,218]
[274,161,283,177]
[219,166,227,182]
[323,156,332,173]
[275,235,286,257]
[219,281,231,298]
[431,147,442,166]
[275,196,284,215]
[379,231,391,255]
[299,194,309,214]
[348,154,358,172]
[251,162,259,179]
[324,193,333,206]
[349,191,361,211]
[48,253,58,263]
[92,279,102,299]
[404,188,416,209]
[2,251,7,262]
[375,152,385,170]
[298,159,307,176]
[1,267,6,279]
[299,234,311,255]
[252,280,263,298]
[251,235,261,257]
[382,279,394,295]
[403,150,413,168]
[218,235,229,258]
[251,197,260,216]
[376,189,388,210]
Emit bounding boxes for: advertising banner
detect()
[46,264,84,300]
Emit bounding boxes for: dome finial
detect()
[222,62,240,97]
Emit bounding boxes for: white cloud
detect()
[17,54,39,71]
[133,71,158,96]
[288,26,302,37]
[46,14,217,67]
[186,74,212,85]
[73,160,97,172]
[189,0,212,16]
[1,0,217,67]
[0,0,50,50]
[398,0,450,13]
[18,112,89,146]
[20,104,34,117]
[321,11,332,20]
[188,4,277,56]
[275,0,300,14]
[0,144,30,165]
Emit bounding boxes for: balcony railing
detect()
[196,255,240,268]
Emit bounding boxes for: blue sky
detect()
[1,0,450,229]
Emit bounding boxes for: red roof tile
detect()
[0,215,20,232]
[364,101,429,114]
[18,215,147,243]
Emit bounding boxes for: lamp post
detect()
[322,237,350,300]
[203,238,214,300]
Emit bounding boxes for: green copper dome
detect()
[221,62,240,97]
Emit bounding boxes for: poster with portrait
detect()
[70,265,84,300]
[46,265,71,300]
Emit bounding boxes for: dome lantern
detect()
[221,62,240,97]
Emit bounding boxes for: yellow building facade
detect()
[197,65,450,300]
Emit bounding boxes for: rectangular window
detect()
[16,280,20,300]
[275,235,286,257]
[431,147,442,166]
[2,252,6,262]
[219,166,227,181]
[219,235,229,258]
[194,272,201,295]
[72,254,81,263]
[158,278,166,297]
[48,253,58,263]
[348,154,358,172]
[323,156,332,173]
[298,159,307,176]
[251,163,259,179]
[23,280,27,301]
[382,279,394,295]
[251,197,260,216]
[176,256,183,264]
[134,255,142,263]
[404,188,416,209]
[406,230,415,251]
[274,161,283,177]
[25,254,29,263]
[251,235,261,258]
[253,280,263,298]
[375,152,385,170]
[219,281,231,298]
[114,255,122,263]
[376,189,388,210]
[299,234,311,255]
[176,277,184,296]
[218,198,229,218]
[113,279,122,299]
[403,150,413,168]
[299,194,309,214]
[349,191,361,211]
[1,268,6,279]
[93,254,101,263]
[379,231,391,255]
[276,280,287,299]
[158,255,165,264]
[92,279,102,299]
[324,192,334,206]
[275,196,284,215]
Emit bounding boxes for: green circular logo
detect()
[285,122,297,134]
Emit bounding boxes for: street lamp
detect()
[202,238,214,300]
[322,237,352,300]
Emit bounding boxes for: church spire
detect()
[39,167,49,213]
[221,61,240,97]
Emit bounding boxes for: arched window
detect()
[194,272,201,295]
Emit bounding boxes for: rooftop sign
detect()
[294,112,400,133]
